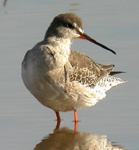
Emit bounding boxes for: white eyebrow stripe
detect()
[73,23,84,33]
[78,27,84,33]
[73,23,77,28]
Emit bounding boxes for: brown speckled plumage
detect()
[69,50,114,87]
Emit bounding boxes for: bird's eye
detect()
[66,23,74,29]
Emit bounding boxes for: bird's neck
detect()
[44,36,72,67]
[45,36,72,49]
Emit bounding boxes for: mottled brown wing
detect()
[68,50,114,87]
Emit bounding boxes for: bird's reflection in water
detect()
[34,122,124,150]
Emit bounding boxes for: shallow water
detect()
[0,0,139,149]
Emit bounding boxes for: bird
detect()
[22,13,126,123]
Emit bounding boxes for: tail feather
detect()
[93,75,126,100]
[110,71,126,76]
[97,75,126,92]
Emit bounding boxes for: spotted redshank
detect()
[22,13,125,123]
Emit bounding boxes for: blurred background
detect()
[0,0,139,149]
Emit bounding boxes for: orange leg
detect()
[55,111,61,122]
[74,110,79,122]
[55,120,61,130]
[74,110,79,132]
[74,121,78,133]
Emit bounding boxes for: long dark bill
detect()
[80,33,116,55]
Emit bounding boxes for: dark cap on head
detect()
[54,13,83,29]
[45,13,83,38]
